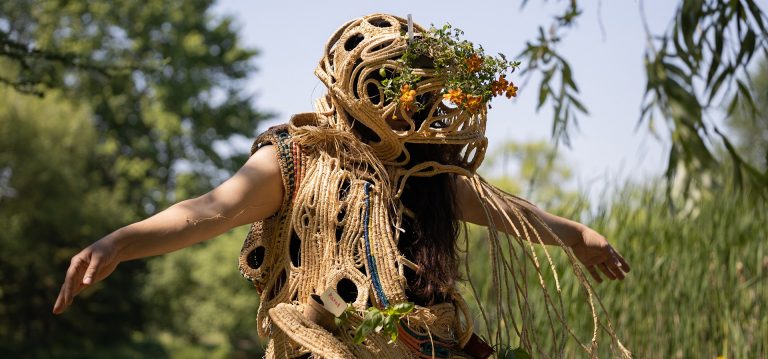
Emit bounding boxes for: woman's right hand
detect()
[52,236,121,314]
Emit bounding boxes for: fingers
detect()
[605,261,625,280]
[83,255,101,285]
[598,263,617,280]
[586,265,602,283]
[586,248,631,284]
[53,256,87,314]
[615,251,631,273]
[53,253,102,314]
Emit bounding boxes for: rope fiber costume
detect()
[238,13,631,358]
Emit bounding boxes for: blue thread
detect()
[363,182,389,307]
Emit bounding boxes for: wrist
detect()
[567,223,590,247]
[103,227,132,262]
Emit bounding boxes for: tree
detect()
[518,0,768,196]
[482,140,583,213]
[1,0,269,212]
[726,59,768,171]
[0,88,145,355]
[141,228,266,358]
[0,0,270,355]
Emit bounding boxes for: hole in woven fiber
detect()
[328,51,335,74]
[456,118,468,132]
[394,150,408,164]
[338,179,350,200]
[290,354,310,359]
[352,243,365,270]
[429,119,449,129]
[266,269,287,301]
[335,225,344,243]
[344,33,365,51]
[336,206,346,223]
[336,278,358,303]
[368,17,392,28]
[290,291,298,302]
[347,115,381,144]
[301,214,310,227]
[357,263,367,276]
[247,246,265,269]
[366,82,381,105]
[462,145,477,165]
[369,39,395,53]
[289,230,301,267]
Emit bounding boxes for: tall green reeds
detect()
[461,183,767,357]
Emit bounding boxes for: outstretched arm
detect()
[455,175,630,283]
[53,145,284,314]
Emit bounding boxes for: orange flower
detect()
[442,88,466,105]
[399,84,417,111]
[491,75,509,97]
[505,82,518,98]
[466,54,482,73]
[465,95,484,113]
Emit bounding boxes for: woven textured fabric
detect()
[239,119,473,358]
[314,13,488,175]
[238,13,631,359]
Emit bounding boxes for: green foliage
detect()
[382,23,520,113]
[0,0,268,356]
[726,59,768,171]
[353,302,415,344]
[482,140,582,213]
[464,137,766,357]
[518,25,586,147]
[463,177,767,357]
[579,181,766,357]
[640,0,768,199]
[141,227,266,358]
[498,345,532,359]
[518,0,768,195]
[1,0,270,213]
[0,87,145,355]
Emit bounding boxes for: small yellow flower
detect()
[399,84,417,111]
[442,88,466,106]
[466,54,482,73]
[505,82,518,98]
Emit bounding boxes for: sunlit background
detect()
[1,1,765,358]
[214,0,678,200]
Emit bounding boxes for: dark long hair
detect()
[343,75,462,304]
[397,143,461,306]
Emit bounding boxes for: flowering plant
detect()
[381,24,521,115]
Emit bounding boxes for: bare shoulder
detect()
[199,144,284,226]
[236,144,284,201]
[245,144,281,175]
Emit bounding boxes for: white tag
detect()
[320,287,347,317]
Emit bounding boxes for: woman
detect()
[54,14,629,358]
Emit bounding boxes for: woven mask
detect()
[314,13,488,175]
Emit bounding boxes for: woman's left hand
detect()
[570,228,630,283]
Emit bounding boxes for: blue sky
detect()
[213,1,680,199]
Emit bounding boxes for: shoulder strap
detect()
[251,124,301,204]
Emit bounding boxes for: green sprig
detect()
[353,302,415,344]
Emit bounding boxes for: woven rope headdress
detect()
[315,13,488,176]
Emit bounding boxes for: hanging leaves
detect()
[519,0,768,199]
